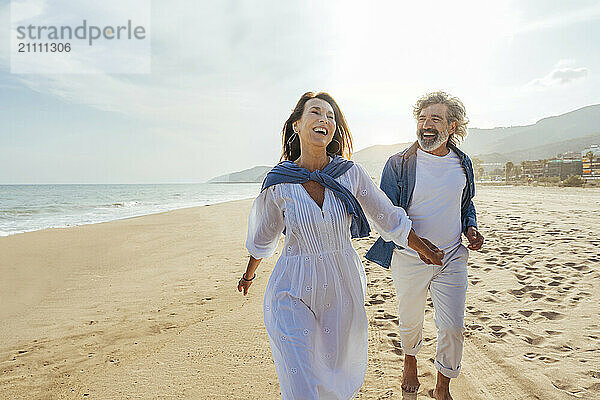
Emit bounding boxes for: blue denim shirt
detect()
[365,141,477,269]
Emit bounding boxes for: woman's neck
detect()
[295,146,330,172]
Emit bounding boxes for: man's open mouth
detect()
[420,129,438,139]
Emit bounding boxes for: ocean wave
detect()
[0,206,65,217]
[103,201,142,208]
[0,183,261,236]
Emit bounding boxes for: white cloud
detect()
[526,65,589,88]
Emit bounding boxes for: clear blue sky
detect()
[1,0,600,183]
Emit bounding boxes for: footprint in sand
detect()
[490,325,506,338]
[538,355,559,364]
[468,323,484,331]
[518,310,534,317]
[530,291,545,299]
[573,265,590,272]
[545,332,563,339]
[521,335,545,345]
[378,312,397,320]
[540,311,563,320]
[368,294,385,305]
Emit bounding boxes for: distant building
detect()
[559,151,581,160]
[521,160,546,179]
[544,158,583,179]
[582,145,600,156]
[481,162,503,175]
[582,145,600,181]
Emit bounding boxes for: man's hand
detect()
[466,226,484,250]
[417,237,445,266]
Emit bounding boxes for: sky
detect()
[1,0,600,183]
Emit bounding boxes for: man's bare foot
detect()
[401,355,420,393]
[432,371,453,400]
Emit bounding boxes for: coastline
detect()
[1,186,599,399]
[0,183,261,238]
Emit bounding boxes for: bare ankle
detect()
[435,371,451,391]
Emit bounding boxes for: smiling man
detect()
[366,91,484,400]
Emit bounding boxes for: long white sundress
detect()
[246,162,412,400]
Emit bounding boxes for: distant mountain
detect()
[208,165,271,183]
[494,132,600,163]
[462,104,600,155]
[352,142,413,180]
[208,104,600,182]
[472,153,509,164]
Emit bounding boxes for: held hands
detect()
[466,226,484,250]
[417,237,445,266]
[407,230,444,266]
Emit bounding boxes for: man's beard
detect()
[417,128,450,152]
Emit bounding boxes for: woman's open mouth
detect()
[313,127,327,136]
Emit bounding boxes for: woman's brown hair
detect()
[281,92,353,161]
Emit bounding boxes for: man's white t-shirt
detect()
[401,147,466,257]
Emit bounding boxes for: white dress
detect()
[246,162,412,400]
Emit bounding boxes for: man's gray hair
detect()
[413,91,469,146]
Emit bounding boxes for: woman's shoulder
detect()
[346,161,370,178]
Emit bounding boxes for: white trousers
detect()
[390,244,469,379]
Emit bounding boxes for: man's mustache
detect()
[419,128,439,136]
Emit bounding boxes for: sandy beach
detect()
[1,186,599,399]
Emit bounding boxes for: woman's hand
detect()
[238,256,261,296]
[237,273,253,296]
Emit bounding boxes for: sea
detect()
[0,183,262,237]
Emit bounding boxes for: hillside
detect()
[482,132,600,163]
[462,104,600,155]
[351,142,413,179]
[208,166,271,183]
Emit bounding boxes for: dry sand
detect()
[1,186,599,399]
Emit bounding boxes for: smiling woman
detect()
[237,92,443,399]
[281,92,353,162]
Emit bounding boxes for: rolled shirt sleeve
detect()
[351,163,412,248]
[245,186,284,259]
